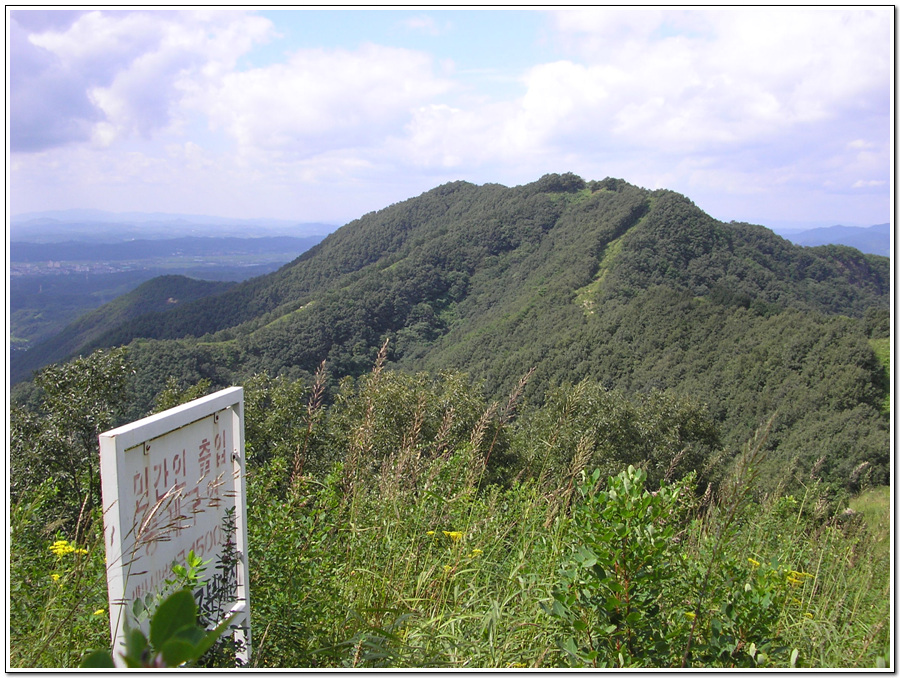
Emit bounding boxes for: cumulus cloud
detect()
[190,43,453,162]
[9,8,890,226]
[9,13,100,151]
[531,9,891,154]
[10,10,273,151]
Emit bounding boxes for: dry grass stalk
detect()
[681,414,774,667]
[545,433,594,528]
[849,460,870,484]
[469,402,499,454]
[809,455,826,480]
[291,359,327,487]
[664,446,688,483]
[381,392,428,500]
[343,341,389,507]
[433,406,455,459]
[483,368,535,472]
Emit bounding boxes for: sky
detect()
[7,7,893,231]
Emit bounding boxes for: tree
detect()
[10,347,131,529]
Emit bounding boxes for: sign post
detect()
[99,387,250,666]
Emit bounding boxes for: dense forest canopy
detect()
[11,173,890,492]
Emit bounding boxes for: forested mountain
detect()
[10,276,234,384]
[12,174,890,490]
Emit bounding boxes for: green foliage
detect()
[80,589,236,668]
[7,180,891,669]
[152,376,213,413]
[11,275,234,385]
[9,347,892,668]
[10,347,131,528]
[513,380,721,492]
[13,175,888,495]
[548,466,685,667]
[8,483,110,668]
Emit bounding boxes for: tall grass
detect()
[8,355,892,668]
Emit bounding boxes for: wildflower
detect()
[426,531,435,536]
[685,611,696,620]
[470,548,483,558]
[50,540,76,557]
[93,609,105,616]
[50,573,61,583]
[443,531,463,541]
[443,565,453,574]
[748,557,761,568]
[786,576,804,586]
[804,612,814,619]
[75,548,88,555]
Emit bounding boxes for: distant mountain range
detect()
[10,236,324,263]
[774,223,890,257]
[10,209,338,242]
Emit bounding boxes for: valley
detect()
[9,235,325,354]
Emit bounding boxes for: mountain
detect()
[12,174,890,490]
[776,223,890,257]
[10,236,325,263]
[10,209,338,242]
[10,276,234,384]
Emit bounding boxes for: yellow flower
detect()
[443,565,453,574]
[75,548,88,555]
[786,576,804,586]
[748,557,761,568]
[470,548,483,558]
[50,573,61,583]
[426,531,435,536]
[804,612,814,619]
[443,531,463,541]
[93,609,105,616]
[50,540,76,557]
[685,611,696,620]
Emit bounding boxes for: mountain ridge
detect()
[11,174,889,489]
[777,223,890,257]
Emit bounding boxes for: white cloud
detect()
[15,10,273,149]
[401,16,447,37]
[535,8,891,154]
[852,179,887,189]
[191,43,453,162]
[9,8,890,227]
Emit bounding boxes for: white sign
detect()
[99,387,250,666]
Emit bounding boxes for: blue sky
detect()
[8,8,892,230]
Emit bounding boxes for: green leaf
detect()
[790,648,799,668]
[573,546,597,568]
[124,627,149,666]
[173,625,206,646]
[150,589,197,649]
[80,649,116,668]
[160,638,197,667]
[192,611,239,659]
